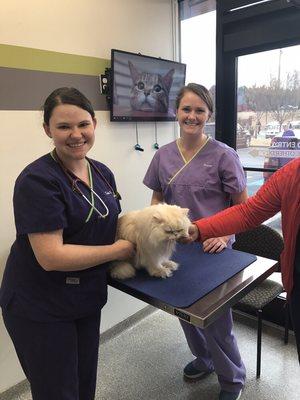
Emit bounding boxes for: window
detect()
[181,2,300,233]
[181,10,216,89]
[236,45,300,232]
[180,2,216,126]
[237,45,300,173]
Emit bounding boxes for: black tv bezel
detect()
[110,49,186,122]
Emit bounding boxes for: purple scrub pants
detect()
[3,310,101,400]
[180,308,246,392]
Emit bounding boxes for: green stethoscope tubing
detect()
[50,149,120,222]
[84,161,106,222]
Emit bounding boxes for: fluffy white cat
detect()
[110,203,191,279]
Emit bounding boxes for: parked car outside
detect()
[205,122,216,140]
[263,132,300,182]
[204,122,251,149]
[236,123,251,148]
[258,121,281,139]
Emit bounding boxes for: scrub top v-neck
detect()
[143,138,246,221]
[0,153,121,322]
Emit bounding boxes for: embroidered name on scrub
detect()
[66,277,80,285]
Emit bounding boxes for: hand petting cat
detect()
[184,225,229,253]
[177,224,199,243]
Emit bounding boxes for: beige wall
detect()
[0,0,179,393]
[0,0,177,59]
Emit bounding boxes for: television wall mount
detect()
[100,67,112,106]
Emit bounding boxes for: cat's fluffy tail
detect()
[110,261,136,280]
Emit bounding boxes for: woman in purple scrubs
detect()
[0,87,134,400]
[144,83,248,400]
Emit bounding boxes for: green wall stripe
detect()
[0,44,110,76]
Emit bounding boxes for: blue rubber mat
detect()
[111,242,257,308]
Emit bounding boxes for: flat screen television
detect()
[110,49,186,122]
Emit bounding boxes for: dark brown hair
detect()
[175,83,213,116]
[43,87,95,125]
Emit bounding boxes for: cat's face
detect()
[128,61,174,112]
[152,204,190,242]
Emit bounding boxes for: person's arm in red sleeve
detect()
[193,163,285,242]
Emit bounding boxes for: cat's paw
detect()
[148,266,173,279]
[162,260,179,271]
[110,262,136,280]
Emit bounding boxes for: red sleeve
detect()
[194,162,286,241]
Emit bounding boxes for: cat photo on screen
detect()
[128,61,175,113]
[110,203,191,280]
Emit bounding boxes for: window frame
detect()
[215,0,300,172]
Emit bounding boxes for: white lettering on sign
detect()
[271,141,300,149]
[269,149,300,158]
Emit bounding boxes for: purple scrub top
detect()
[143,138,246,221]
[0,153,121,322]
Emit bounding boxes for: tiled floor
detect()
[2,308,299,400]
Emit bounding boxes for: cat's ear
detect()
[182,208,190,217]
[163,69,175,92]
[152,212,163,223]
[128,61,139,83]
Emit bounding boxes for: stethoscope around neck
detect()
[51,149,121,219]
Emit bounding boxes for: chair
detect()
[232,224,289,378]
